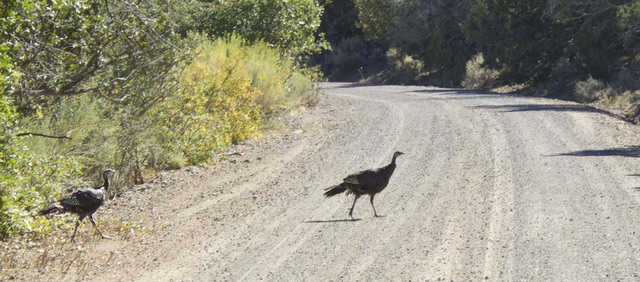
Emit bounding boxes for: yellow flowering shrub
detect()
[155,38,262,164]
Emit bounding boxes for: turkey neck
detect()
[385,155,398,174]
[391,154,399,165]
[102,172,110,191]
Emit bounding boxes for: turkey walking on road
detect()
[38,169,116,241]
[324,151,404,219]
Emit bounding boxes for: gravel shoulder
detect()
[5,82,640,281]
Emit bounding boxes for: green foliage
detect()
[155,36,319,164]
[0,0,182,237]
[324,0,638,92]
[0,0,324,240]
[462,53,500,90]
[0,19,20,237]
[575,77,610,103]
[461,0,638,89]
[463,0,562,83]
[351,0,394,41]
[0,92,84,238]
[0,0,195,221]
[575,71,640,109]
[351,0,473,86]
[198,0,327,57]
[319,0,363,43]
[618,1,640,30]
[383,48,425,85]
[155,37,262,164]
[313,0,389,82]
[20,95,120,178]
[617,2,640,64]
[0,151,82,238]
[2,0,192,109]
[243,40,321,114]
[0,93,18,237]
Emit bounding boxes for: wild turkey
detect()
[38,169,115,241]
[324,151,404,219]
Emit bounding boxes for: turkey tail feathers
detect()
[37,204,65,216]
[324,183,347,197]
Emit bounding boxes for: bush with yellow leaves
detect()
[155,38,263,164]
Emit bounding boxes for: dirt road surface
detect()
[14,83,640,281]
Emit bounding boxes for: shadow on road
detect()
[550,146,640,158]
[411,89,497,95]
[320,83,380,90]
[408,89,507,101]
[472,104,609,114]
[304,219,362,223]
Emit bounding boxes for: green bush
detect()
[462,53,500,89]
[0,35,322,239]
[198,0,327,57]
[243,38,321,115]
[0,93,84,238]
[384,48,425,85]
[154,38,262,164]
[0,0,327,239]
[575,77,611,103]
[154,35,320,165]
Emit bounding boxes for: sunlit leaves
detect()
[199,0,326,57]
[0,0,324,239]
[155,36,262,164]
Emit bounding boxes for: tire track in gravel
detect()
[403,94,509,281]
[465,97,640,281]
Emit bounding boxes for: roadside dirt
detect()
[4,83,640,281]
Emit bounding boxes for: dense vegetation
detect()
[320,0,640,100]
[0,0,322,239]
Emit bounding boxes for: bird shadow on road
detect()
[304,219,362,223]
[548,146,640,158]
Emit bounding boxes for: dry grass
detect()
[577,72,640,122]
[490,83,528,94]
[0,215,164,281]
[592,90,640,121]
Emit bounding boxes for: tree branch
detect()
[16,132,71,139]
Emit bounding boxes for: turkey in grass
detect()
[38,169,115,241]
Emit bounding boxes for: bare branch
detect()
[16,132,71,140]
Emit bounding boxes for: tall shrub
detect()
[462,53,500,89]
[198,0,327,57]
[155,38,263,164]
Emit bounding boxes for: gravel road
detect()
[28,83,640,281]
